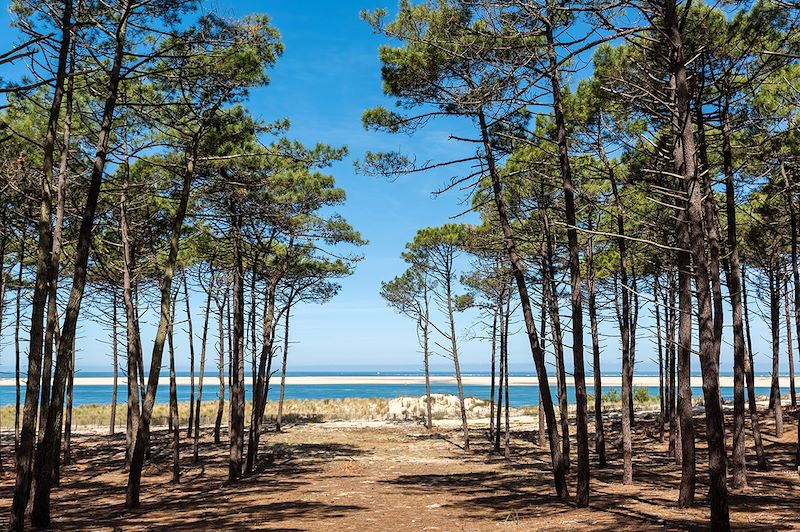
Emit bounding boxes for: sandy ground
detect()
[0,375,789,387]
[1,409,799,531]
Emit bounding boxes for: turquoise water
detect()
[0,381,777,408]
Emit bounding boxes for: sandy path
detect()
[1,409,799,530]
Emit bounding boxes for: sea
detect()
[0,371,779,408]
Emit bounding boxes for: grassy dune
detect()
[0,388,666,430]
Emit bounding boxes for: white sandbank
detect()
[0,374,788,388]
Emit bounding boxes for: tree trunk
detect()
[111,291,119,435]
[655,277,665,442]
[479,110,568,498]
[14,234,24,453]
[245,276,278,473]
[10,0,74,520]
[667,7,727,523]
[587,233,606,467]
[542,227,570,470]
[39,31,76,446]
[276,300,292,431]
[194,269,215,462]
[784,270,796,407]
[502,298,511,458]
[167,295,179,483]
[742,264,768,470]
[667,269,679,462]
[121,165,141,467]
[447,271,470,450]
[489,301,498,441]
[61,336,75,475]
[214,289,227,444]
[768,268,783,438]
[545,20,589,504]
[184,272,197,438]
[495,294,505,453]
[423,287,432,431]
[609,168,633,486]
[229,210,246,481]
[126,138,198,509]
[721,93,747,487]
[30,2,131,526]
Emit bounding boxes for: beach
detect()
[0,374,789,388]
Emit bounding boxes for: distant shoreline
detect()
[0,374,788,388]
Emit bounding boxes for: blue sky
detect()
[0,0,786,377]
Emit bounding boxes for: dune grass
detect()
[0,397,393,430]
[0,388,676,430]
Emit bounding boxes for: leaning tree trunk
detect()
[10,1,73,526]
[30,2,130,525]
[39,32,76,444]
[126,140,198,509]
[447,273,470,451]
[479,110,567,498]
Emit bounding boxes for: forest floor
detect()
[0,407,798,531]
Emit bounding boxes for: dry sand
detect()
[0,374,788,388]
[1,407,798,530]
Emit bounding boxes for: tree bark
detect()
[780,276,790,413]
[10,1,73,526]
[587,232,606,467]
[545,20,589,504]
[184,272,196,438]
[194,269,215,462]
[110,291,119,436]
[214,288,227,444]
[741,264,768,470]
[479,110,568,498]
[768,268,783,438]
[446,265,470,450]
[167,295,180,483]
[228,209,246,481]
[666,6,728,524]
[277,299,293,431]
[30,1,131,525]
[721,92,747,488]
[245,275,278,473]
[126,138,198,508]
[609,165,634,486]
